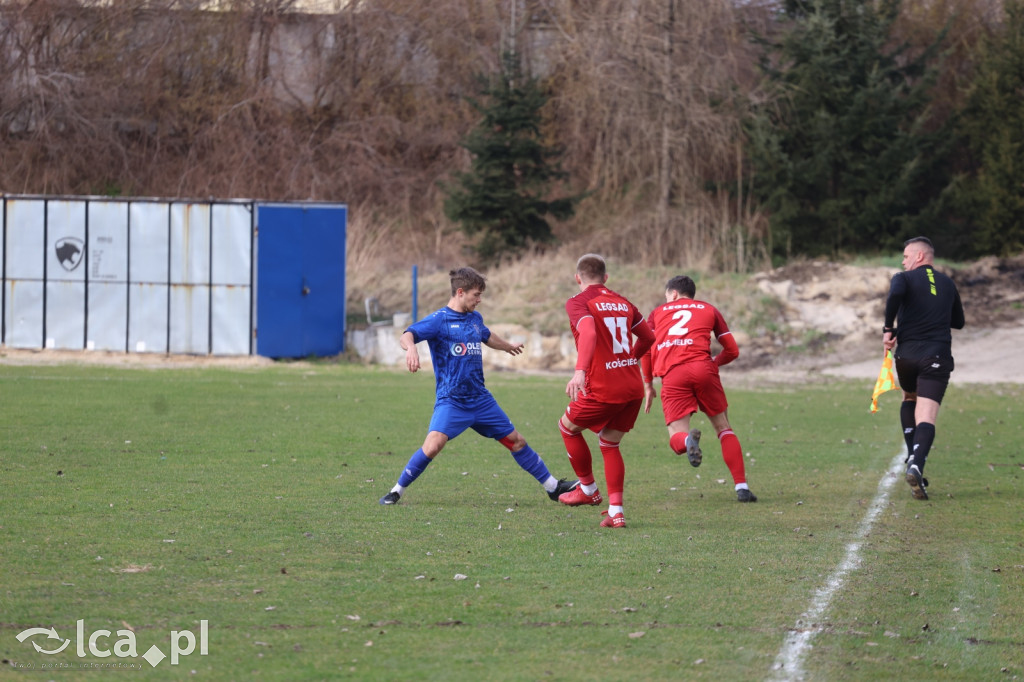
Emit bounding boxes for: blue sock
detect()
[511,444,551,484]
[397,449,433,487]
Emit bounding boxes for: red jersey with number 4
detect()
[566,285,649,403]
[646,299,737,377]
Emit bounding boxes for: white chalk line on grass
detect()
[769,449,908,681]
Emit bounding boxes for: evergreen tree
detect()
[745,0,954,259]
[955,0,1024,256]
[444,51,581,263]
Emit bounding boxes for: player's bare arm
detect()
[485,334,524,356]
[400,331,421,373]
[638,382,655,413]
[566,369,587,401]
[641,349,656,413]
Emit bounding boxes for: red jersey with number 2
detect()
[566,285,647,403]
[647,299,733,377]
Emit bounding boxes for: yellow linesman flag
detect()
[870,350,899,413]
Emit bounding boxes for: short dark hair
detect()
[576,253,607,283]
[449,267,486,296]
[904,236,934,254]
[666,275,696,299]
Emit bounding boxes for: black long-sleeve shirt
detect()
[884,264,965,358]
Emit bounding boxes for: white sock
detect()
[391,484,405,495]
[608,505,623,516]
[542,476,558,493]
[581,482,598,495]
[735,483,749,491]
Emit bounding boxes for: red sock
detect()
[669,431,688,454]
[719,430,746,485]
[599,438,624,506]
[559,421,595,486]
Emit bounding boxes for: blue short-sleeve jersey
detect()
[407,307,492,405]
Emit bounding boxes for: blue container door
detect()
[256,204,347,358]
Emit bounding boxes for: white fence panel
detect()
[3,196,255,356]
[128,283,168,353]
[5,199,46,348]
[211,285,251,355]
[45,282,85,349]
[212,204,252,286]
[44,201,87,349]
[170,203,211,285]
[169,284,210,354]
[46,200,86,282]
[6,199,45,279]
[89,201,128,282]
[130,202,170,284]
[88,282,128,351]
[5,281,44,348]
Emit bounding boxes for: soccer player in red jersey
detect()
[641,275,757,502]
[557,254,656,527]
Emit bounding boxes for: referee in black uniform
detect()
[882,237,965,500]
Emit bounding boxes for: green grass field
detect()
[1,362,1021,681]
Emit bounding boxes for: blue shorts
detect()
[428,394,515,441]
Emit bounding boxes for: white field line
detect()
[769,449,907,681]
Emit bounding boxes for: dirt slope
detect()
[737,255,1024,386]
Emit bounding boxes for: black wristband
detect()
[883,326,894,334]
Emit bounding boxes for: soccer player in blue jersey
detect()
[379,267,578,505]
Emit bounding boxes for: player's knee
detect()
[708,414,731,434]
[558,416,581,436]
[422,433,448,457]
[499,432,526,451]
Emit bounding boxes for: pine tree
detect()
[745,0,954,259]
[956,0,1024,256]
[443,51,580,263]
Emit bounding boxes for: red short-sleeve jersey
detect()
[566,285,647,402]
[646,299,733,378]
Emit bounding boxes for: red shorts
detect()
[660,360,728,424]
[565,395,643,434]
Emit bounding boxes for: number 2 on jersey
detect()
[603,316,631,354]
[668,309,692,337]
